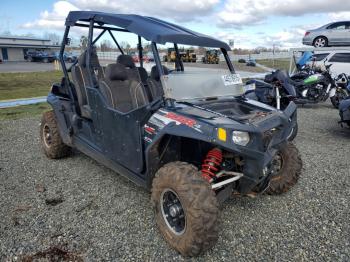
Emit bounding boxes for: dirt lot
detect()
[0,102,349,261]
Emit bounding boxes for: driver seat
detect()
[71,48,104,118]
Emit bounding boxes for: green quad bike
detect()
[40,11,302,257]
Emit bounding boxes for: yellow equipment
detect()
[163,48,177,62]
[163,48,196,63]
[202,50,219,64]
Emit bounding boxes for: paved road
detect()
[0,62,57,73]
[0,101,349,261]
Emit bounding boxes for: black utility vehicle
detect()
[40,11,302,256]
[25,50,56,63]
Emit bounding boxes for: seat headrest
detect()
[117,55,135,69]
[78,47,100,68]
[137,67,148,82]
[150,65,169,81]
[105,64,127,81]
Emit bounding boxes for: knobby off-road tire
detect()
[40,110,71,159]
[151,162,219,257]
[265,142,302,195]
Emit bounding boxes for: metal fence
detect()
[95,51,292,62]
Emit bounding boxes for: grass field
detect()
[0,103,51,121]
[232,61,266,73]
[0,71,62,100]
[257,58,291,71]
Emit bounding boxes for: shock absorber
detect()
[201,148,223,182]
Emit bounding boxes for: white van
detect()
[309,50,350,75]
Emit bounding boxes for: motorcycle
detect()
[330,73,350,109]
[287,63,336,105]
[244,70,298,141]
[245,70,297,110]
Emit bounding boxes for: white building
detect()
[0,36,60,62]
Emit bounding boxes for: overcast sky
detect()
[1,0,349,49]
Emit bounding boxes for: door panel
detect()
[327,53,350,75]
[327,22,347,44]
[87,88,149,174]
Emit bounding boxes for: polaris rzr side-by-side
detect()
[40,11,302,257]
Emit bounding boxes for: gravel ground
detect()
[0,101,349,261]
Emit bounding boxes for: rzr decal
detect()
[164,112,196,127]
[151,110,203,133]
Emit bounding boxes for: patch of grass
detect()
[0,103,51,120]
[257,59,291,71]
[232,62,267,73]
[0,71,62,100]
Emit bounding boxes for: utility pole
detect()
[272,44,276,68]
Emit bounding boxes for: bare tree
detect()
[120,41,131,54]
[100,39,113,52]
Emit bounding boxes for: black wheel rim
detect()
[160,189,186,235]
[43,124,52,148]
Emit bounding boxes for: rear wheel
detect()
[40,110,71,159]
[313,36,328,48]
[265,142,302,195]
[151,162,219,257]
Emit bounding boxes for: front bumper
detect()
[218,102,297,194]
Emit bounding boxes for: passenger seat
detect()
[116,54,141,81]
[147,65,169,100]
[99,63,149,112]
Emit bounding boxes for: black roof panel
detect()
[66,11,231,50]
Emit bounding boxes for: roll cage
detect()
[59,11,235,99]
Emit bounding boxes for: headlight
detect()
[232,131,250,146]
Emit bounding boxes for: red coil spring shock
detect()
[201,148,223,182]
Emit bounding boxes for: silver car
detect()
[303,21,350,47]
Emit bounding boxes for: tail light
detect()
[304,31,310,37]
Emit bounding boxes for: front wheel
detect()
[151,162,219,257]
[265,142,302,195]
